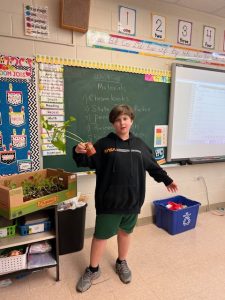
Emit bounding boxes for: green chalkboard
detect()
[43,67,170,172]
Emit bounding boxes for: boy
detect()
[73,104,178,292]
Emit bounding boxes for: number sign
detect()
[118,6,136,36]
[152,14,166,40]
[203,26,215,49]
[177,20,192,46]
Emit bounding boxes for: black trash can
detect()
[58,204,87,255]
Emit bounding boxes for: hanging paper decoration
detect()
[11,129,27,149]
[6,83,23,105]
[9,106,25,126]
[0,144,16,165]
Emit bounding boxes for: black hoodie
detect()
[73,132,173,214]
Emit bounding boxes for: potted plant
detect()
[41,116,96,156]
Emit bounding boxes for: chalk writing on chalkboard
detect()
[79,72,151,142]
[43,67,170,172]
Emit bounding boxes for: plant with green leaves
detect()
[41,116,84,153]
[21,175,65,201]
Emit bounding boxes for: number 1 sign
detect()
[118,6,136,36]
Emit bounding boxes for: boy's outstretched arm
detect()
[166,182,178,193]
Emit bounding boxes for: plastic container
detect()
[27,252,57,269]
[18,220,52,236]
[0,247,28,275]
[153,195,201,235]
[0,224,16,239]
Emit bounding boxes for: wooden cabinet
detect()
[0,206,59,281]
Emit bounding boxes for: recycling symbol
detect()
[183,212,191,226]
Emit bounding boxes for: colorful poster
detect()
[24,4,49,38]
[154,125,168,147]
[0,55,33,81]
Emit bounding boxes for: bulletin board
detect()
[0,55,40,175]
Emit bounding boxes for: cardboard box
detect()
[0,169,77,220]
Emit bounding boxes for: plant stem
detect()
[66,130,85,142]
[64,134,84,144]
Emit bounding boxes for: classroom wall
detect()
[1,0,225,229]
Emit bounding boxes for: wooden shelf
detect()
[0,231,56,250]
[0,206,59,281]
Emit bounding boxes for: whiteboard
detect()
[167,63,225,162]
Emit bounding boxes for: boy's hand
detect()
[166,182,178,193]
[75,142,87,154]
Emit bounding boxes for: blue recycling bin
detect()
[153,195,201,235]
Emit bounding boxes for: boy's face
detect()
[113,113,133,138]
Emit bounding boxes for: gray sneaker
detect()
[115,260,132,284]
[76,267,101,292]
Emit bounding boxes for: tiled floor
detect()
[2,211,225,300]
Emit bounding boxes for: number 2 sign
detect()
[177,20,192,46]
[118,6,136,36]
[152,14,166,40]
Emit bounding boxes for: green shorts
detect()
[94,213,138,239]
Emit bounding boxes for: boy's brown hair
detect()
[109,104,135,124]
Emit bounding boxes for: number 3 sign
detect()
[177,19,192,46]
